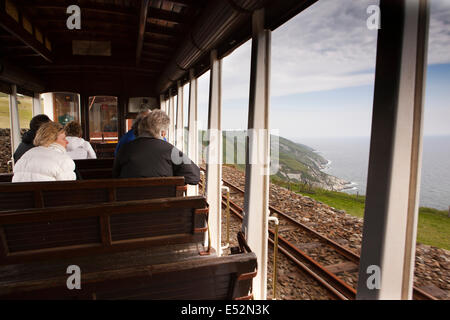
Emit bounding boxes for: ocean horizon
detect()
[292,135,450,211]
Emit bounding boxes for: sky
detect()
[195,0,450,139]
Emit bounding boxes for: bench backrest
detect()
[0,250,257,300]
[0,159,115,182]
[91,143,117,158]
[0,196,209,264]
[0,177,187,211]
[74,158,114,170]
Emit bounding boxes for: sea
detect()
[295,136,450,211]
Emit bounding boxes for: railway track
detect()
[199,169,437,300]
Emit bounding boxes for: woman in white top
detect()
[64,121,97,160]
[12,122,76,182]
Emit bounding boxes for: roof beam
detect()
[145,23,179,37]
[0,9,53,62]
[147,8,188,24]
[136,0,150,66]
[17,1,136,17]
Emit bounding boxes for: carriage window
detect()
[0,92,10,129]
[53,93,80,126]
[17,94,33,129]
[89,96,118,141]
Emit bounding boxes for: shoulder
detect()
[56,152,76,171]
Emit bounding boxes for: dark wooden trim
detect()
[194,208,209,215]
[136,0,150,66]
[0,10,53,62]
[0,227,8,256]
[193,227,208,233]
[0,196,206,224]
[33,190,44,208]
[237,270,257,281]
[100,216,112,246]
[0,251,257,299]
[0,177,185,193]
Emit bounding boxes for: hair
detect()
[64,121,82,137]
[138,103,152,115]
[132,105,152,136]
[138,109,170,139]
[34,122,64,147]
[29,114,51,132]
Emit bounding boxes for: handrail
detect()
[221,184,230,250]
[268,214,279,300]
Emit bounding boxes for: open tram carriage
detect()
[0,0,433,301]
[0,0,311,300]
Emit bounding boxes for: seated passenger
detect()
[114,105,151,156]
[113,110,200,185]
[13,114,51,162]
[12,122,76,182]
[64,121,97,160]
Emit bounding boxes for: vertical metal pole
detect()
[187,69,199,196]
[242,8,271,300]
[356,0,429,300]
[168,90,175,144]
[9,84,21,157]
[32,92,41,116]
[160,94,166,113]
[205,49,222,256]
[176,81,184,151]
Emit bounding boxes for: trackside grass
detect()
[270,177,450,250]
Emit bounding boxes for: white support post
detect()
[356,0,429,300]
[242,8,271,300]
[9,84,21,158]
[160,94,166,113]
[168,90,176,145]
[32,92,41,116]
[187,69,199,196]
[205,49,222,256]
[176,81,184,151]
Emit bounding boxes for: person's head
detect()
[34,122,68,149]
[132,104,152,136]
[138,109,170,139]
[29,114,51,132]
[138,103,152,117]
[64,121,82,138]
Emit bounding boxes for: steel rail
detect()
[225,198,356,299]
[222,179,360,263]
[219,195,347,300]
[221,179,436,300]
[198,169,437,300]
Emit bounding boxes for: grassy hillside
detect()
[0,94,33,129]
[271,177,449,250]
[198,130,347,190]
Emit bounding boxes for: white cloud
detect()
[219,0,450,100]
[429,0,450,64]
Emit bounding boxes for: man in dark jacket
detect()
[13,114,51,162]
[114,104,151,156]
[113,110,200,185]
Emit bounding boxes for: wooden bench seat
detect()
[73,158,114,170]
[0,196,209,264]
[0,177,187,211]
[0,248,257,300]
[0,196,257,300]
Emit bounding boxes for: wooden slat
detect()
[136,0,150,66]
[0,196,208,264]
[0,251,257,300]
[0,10,53,62]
